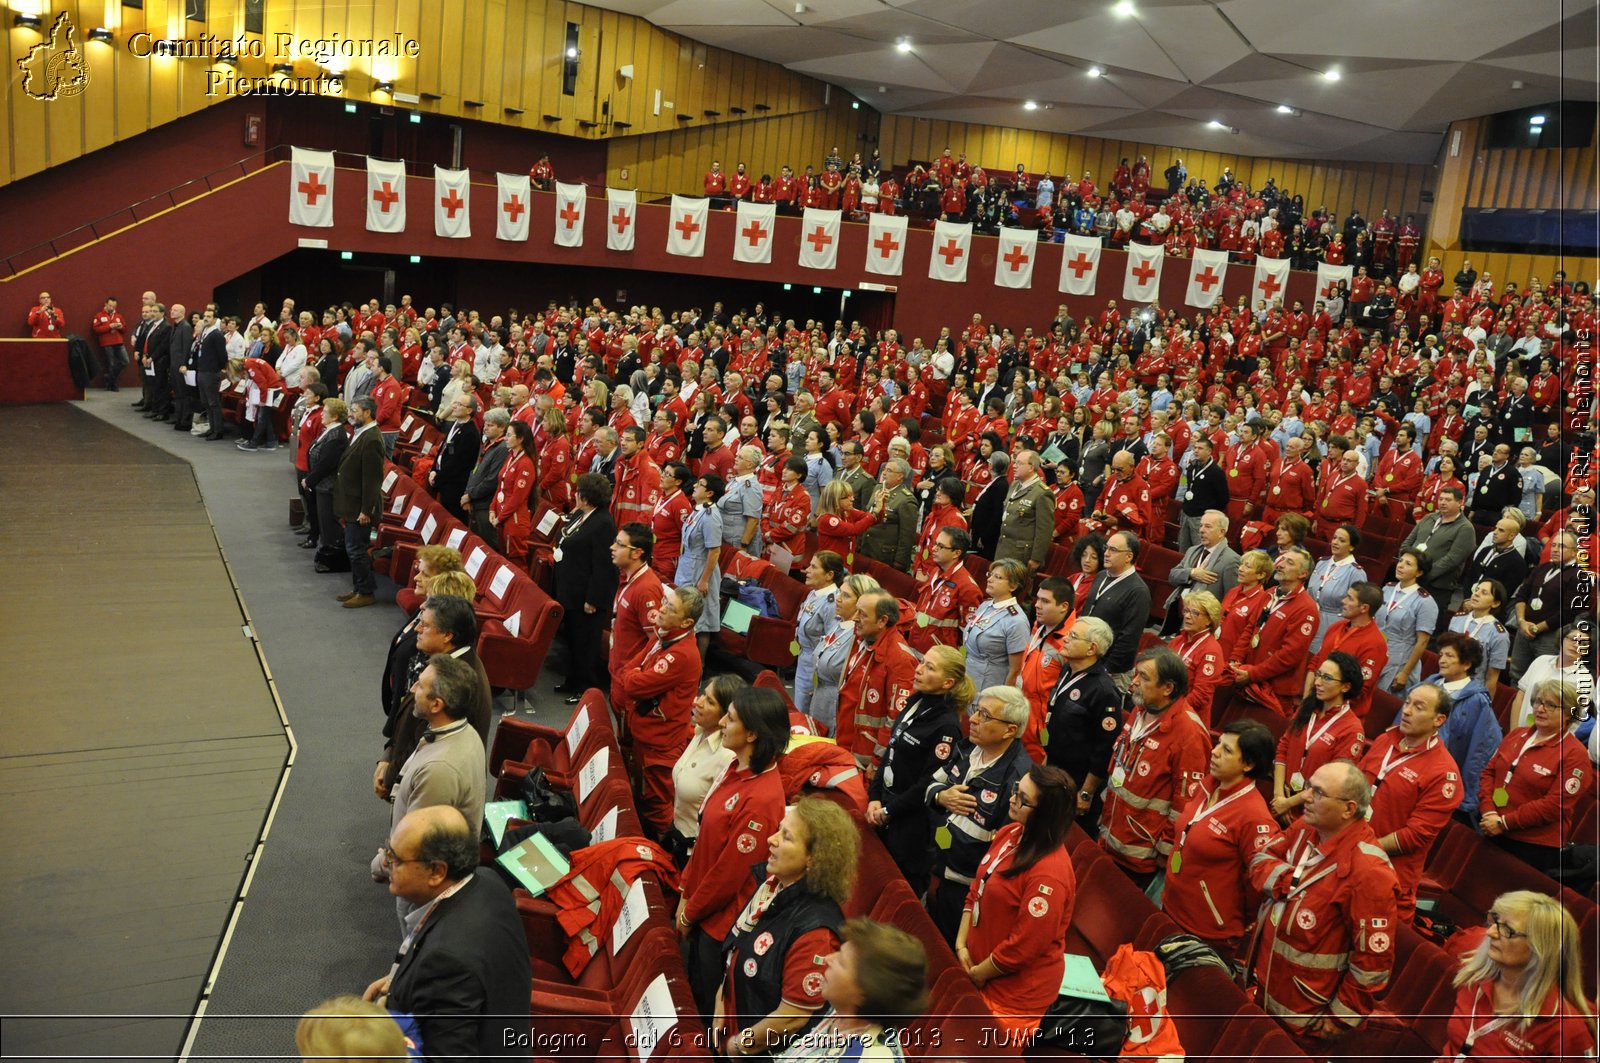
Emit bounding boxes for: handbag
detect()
[517,766,578,823]
[1035,994,1130,1059]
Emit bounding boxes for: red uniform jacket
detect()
[1221,441,1267,507]
[613,452,661,527]
[964,822,1077,1022]
[372,375,404,432]
[1218,585,1270,669]
[1248,820,1399,1034]
[92,309,126,347]
[1096,473,1152,536]
[761,482,811,560]
[649,490,693,584]
[1263,457,1316,520]
[1441,978,1597,1061]
[28,304,64,337]
[1317,470,1369,531]
[611,565,664,691]
[1099,700,1211,873]
[1374,449,1423,503]
[815,509,876,562]
[913,503,967,579]
[838,627,919,767]
[1233,587,1319,712]
[1053,483,1085,544]
[1359,730,1462,916]
[908,565,982,655]
[1137,456,1178,529]
[681,763,788,938]
[539,434,573,510]
[617,630,701,761]
[492,451,537,524]
[1276,704,1367,799]
[294,406,322,473]
[1169,630,1225,725]
[1477,728,1591,849]
[1162,777,1278,944]
[1019,622,1071,762]
[1309,620,1388,720]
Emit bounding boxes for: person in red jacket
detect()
[838,590,919,773]
[616,585,704,834]
[370,358,404,456]
[232,355,285,452]
[1137,435,1180,532]
[703,160,726,200]
[1099,647,1211,887]
[1220,419,1269,520]
[1304,582,1388,721]
[760,456,811,571]
[27,291,64,339]
[491,421,539,563]
[610,522,664,710]
[612,427,661,528]
[1359,682,1463,922]
[1223,548,1319,717]
[957,765,1079,1040]
[1051,462,1085,545]
[1315,447,1369,540]
[908,527,983,655]
[676,687,791,1016]
[1262,435,1317,523]
[1371,424,1424,516]
[649,463,693,583]
[91,296,129,391]
[1248,760,1399,1041]
[1161,720,1279,957]
[1273,649,1371,821]
[1439,891,1597,1061]
[537,408,574,511]
[1478,679,1592,869]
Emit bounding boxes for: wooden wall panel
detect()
[877,115,1433,225]
[1458,115,1598,210]
[1427,251,1598,291]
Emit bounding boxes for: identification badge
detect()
[1289,771,1305,792]
[916,612,931,627]
[1493,786,1510,808]
[552,547,564,562]
[1169,850,1182,874]
[935,826,953,850]
[1251,634,1261,648]
[1272,486,1281,495]
[1110,767,1127,788]
[1531,597,1543,611]
[1385,473,1394,482]
[1229,468,1238,477]
[1184,491,1194,501]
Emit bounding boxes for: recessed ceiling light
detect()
[1113,1,1136,17]
[566,46,578,58]
[895,37,912,53]
[1207,119,1225,129]
[1322,68,1341,81]
[1277,104,1293,113]
[1510,79,1525,89]
[1024,100,1038,111]
[1529,114,1547,125]
[1086,66,1104,78]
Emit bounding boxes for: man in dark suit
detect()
[193,307,230,440]
[1470,444,1523,524]
[968,451,1010,560]
[1081,530,1152,688]
[1176,437,1229,554]
[430,395,481,521]
[552,473,620,702]
[1461,514,1530,598]
[463,409,511,542]
[129,302,159,411]
[1160,509,1240,635]
[334,397,386,609]
[141,303,174,418]
[365,806,532,1060]
[167,303,195,431]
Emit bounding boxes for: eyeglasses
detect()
[381,846,432,869]
[1304,783,1352,804]
[1486,912,1527,940]
[1313,671,1344,682]
[1009,781,1035,809]
[970,707,1001,725]
[1531,697,1566,711]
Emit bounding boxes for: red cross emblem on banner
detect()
[372,181,399,212]
[612,207,631,233]
[1257,272,1283,299]
[1195,266,1221,292]
[873,231,900,258]
[1002,245,1030,272]
[502,195,524,223]
[558,201,581,229]
[807,227,833,253]
[1131,260,1157,285]
[298,173,327,205]
[439,189,465,218]
[936,239,964,266]
[674,214,701,240]
[741,221,767,247]
[1065,252,1094,279]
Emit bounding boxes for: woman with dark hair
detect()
[1308,524,1368,649]
[801,427,835,512]
[912,476,967,581]
[1378,548,1438,693]
[1410,632,1501,821]
[717,797,859,1056]
[680,474,726,657]
[1439,890,1595,1060]
[1479,680,1592,872]
[651,462,694,583]
[552,472,618,701]
[771,918,930,1063]
[1160,720,1280,957]
[867,645,970,892]
[955,764,1078,1039]
[678,687,792,1017]
[762,455,812,571]
[1272,650,1367,819]
[667,674,745,868]
[491,419,540,562]
[1068,533,1106,609]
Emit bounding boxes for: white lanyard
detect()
[1456,985,1512,1062]
[1374,735,1435,791]
[1285,835,1325,896]
[1326,473,1353,497]
[1501,731,1557,788]
[1117,710,1163,770]
[1462,615,1495,643]
[1304,706,1353,760]
[1385,584,1416,616]
[1176,632,1211,669]
[1178,779,1255,847]
[1316,557,1350,596]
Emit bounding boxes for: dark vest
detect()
[723,872,843,1038]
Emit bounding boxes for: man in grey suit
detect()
[334,396,386,608]
[1160,509,1241,635]
[167,303,195,431]
[463,408,511,541]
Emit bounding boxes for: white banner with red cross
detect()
[289,147,334,227]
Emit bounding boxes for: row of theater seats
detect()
[375,464,563,698]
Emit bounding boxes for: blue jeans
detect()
[343,519,375,594]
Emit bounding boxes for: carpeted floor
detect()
[69,394,577,1061]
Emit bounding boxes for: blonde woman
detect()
[810,574,881,729]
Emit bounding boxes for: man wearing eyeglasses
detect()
[1081,531,1152,690]
[1358,682,1461,922]
[1222,547,1319,718]
[365,805,532,1059]
[1044,617,1124,825]
[1248,761,1398,1041]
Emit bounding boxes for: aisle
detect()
[67,395,572,1060]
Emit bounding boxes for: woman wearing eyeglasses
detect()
[1439,890,1595,1061]
[1477,680,1592,874]
[1166,590,1226,726]
[955,764,1077,1041]
[1272,651,1368,820]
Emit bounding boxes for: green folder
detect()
[495,830,571,897]
[1042,443,1067,464]
[484,799,528,846]
[1058,952,1112,1002]
[722,599,758,635]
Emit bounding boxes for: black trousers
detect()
[684,926,724,1024]
[299,475,320,540]
[561,607,607,690]
[171,364,194,426]
[196,371,224,433]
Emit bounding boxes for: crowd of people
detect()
[70,251,1600,1059]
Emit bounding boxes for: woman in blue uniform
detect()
[1308,524,1368,650]
[679,473,726,658]
[809,574,880,733]
[794,552,844,725]
[1377,547,1439,693]
[961,558,1030,705]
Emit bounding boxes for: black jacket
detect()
[195,327,229,373]
[1181,460,1229,519]
[552,507,619,617]
[386,868,533,1061]
[1083,570,1153,673]
[433,419,482,501]
[969,474,1009,560]
[168,320,194,368]
[1044,660,1125,791]
[303,423,349,494]
[869,691,963,879]
[465,439,508,509]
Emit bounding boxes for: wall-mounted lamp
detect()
[420,91,442,101]
[463,99,483,108]
[677,113,693,122]
[375,80,394,93]
[612,120,631,129]
[87,27,114,43]
[578,119,598,129]
[753,103,770,112]
[704,109,720,117]
[272,63,294,75]
[730,106,747,115]
[542,113,561,122]
[13,13,43,29]
[504,106,524,116]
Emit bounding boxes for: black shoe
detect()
[107,383,120,392]
[174,422,192,431]
[207,432,225,441]
[299,538,317,549]
[314,562,334,573]
[157,413,174,422]
[564,694,582,705]
[132,402,147,410]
